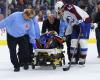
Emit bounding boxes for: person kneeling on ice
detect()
[55,1,91,65]
[0,9,37,72]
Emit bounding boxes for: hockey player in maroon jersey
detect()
[55,1,91,65]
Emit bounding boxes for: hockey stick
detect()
[63,29,81,71]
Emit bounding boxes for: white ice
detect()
[0,43,100,80]
[0,30,100,80]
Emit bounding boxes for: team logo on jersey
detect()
[66,16,74,23]
[25,24,29,29]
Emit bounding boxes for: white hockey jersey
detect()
[62,4,91,36]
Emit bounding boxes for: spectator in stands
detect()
[35,10,45,33]
[8,4,16,14]
[0,0,6,16]
[16,0,27,11]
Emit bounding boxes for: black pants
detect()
[17,35,34,65]
[95,28,100,56]
[66,35,80,62]
[7,33,30,68]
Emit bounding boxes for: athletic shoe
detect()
[14,67,20,72]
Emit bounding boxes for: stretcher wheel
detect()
[32,64,35,69]
[53,65,56,70]
[59,61,62,66]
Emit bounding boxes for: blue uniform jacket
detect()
[0,12,37,44]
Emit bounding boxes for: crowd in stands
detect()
[0,0,99,20]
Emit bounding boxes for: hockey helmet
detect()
[55,1,64,13]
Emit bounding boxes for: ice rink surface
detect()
[0,43,100,80]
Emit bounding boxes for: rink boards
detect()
[0,29,96,45]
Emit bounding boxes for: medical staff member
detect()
[0,9,36,72]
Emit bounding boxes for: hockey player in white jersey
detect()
[55,1,91,65]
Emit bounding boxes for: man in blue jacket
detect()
[0,9,37,72]
[17,10,40,67]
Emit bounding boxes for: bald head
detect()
[48,13,55,24]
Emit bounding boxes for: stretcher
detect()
[31,48,65,70]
